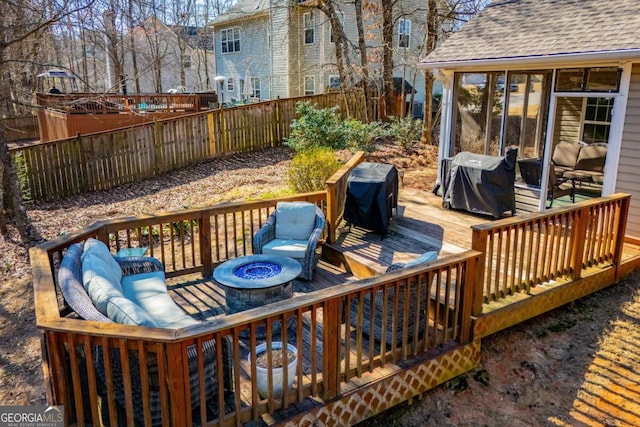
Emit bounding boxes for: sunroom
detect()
[439,66,620,212]
[418,0,640,240]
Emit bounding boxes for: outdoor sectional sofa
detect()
[551,141,607,184]
[58,238,233,426]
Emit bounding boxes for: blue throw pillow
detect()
[405,251,439,268]
[115,247,148,258]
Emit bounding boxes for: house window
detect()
[221,28,240,53]
[329,75,341,90]
[227,78,234,92]
[398,19,411,48]
[582,97,614,144]
[304,76,315,95]
[304,12,314,44]
[330,11,344,43]
[183,55,191,68]
[251,77,261,98]
[555,67,620,92]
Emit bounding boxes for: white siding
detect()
[553,97,583,145]
[617,64,640,239]
[214,16,271,100]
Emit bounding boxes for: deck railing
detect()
[325,151,366,243]
[32,193,477,426]
[13,91,368,201]
[470,193,630,314]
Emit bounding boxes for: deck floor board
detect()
[166,188,639,425]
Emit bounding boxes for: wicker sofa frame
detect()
[58,242,234,426]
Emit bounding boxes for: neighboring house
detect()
[419,0,640,241]
[209,0,428,110]
[122,17,216,93]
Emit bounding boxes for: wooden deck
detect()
[160,188,640,425]
[32,184,640,426]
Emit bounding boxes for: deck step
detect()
[321,224,442,279]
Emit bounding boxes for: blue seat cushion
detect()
[261,239,308,259]
[106,296,158,327]
[405,251,439,268]
[81,238,125,315]
[274,202,317,241]
[121,271,198,328]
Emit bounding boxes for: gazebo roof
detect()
[420,0,640,69]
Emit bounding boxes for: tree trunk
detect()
[422,0,438,144]
[0,129,34,244]
[354,0,370,121]
[381,0,395,118]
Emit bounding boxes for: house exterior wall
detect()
[618,64,640,239]
[553,97,583,145]
[214,15,272,100]
[212,0,428,105]
[123,23,216,93]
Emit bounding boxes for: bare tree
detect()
[421,0,488,143]
[0,0,91,244]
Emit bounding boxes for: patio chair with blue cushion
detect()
[350,251,439,345]
[252,201,325,280]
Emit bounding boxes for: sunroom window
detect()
[451,71,551,159]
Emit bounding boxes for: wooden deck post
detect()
[613,195,631,282]
[322,298,341,400]
[470,228,488,317]
[165,342,190,425]
[200,212,213,277]
[570,205,590,280]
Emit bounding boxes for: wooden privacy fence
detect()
[32,193,477,426]
[12,91,367,201]
[325,151,366,243]
[3,115,39,142]
[470,193,630,314]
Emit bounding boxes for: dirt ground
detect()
[1,143,639,426]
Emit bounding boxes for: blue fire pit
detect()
[213,255,302,314]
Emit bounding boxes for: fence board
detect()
[11,91,365,201]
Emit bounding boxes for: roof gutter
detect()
[418,49,640,72]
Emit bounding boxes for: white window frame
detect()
[221,27,241,54]
[304,76,315,95]
[398,18,411,49]
[227,78,234,92]
[580,97,614,144]
[329,75,341,90]
[330,11,344,43]
[251,77,261,98]
[304,12,315,45]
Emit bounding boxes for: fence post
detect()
[153,118,163,176]
[275,96,281,145]
[470,227,488,317]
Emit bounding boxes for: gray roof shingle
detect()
[421,0,640,67]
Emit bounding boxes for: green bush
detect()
[287,147,343,193]
[286,102,350,151]
[343,119,387,152]
[387,116,423,149]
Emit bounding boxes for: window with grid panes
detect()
[582,97,613,144]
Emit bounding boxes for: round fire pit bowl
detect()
[213,255,302,314]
